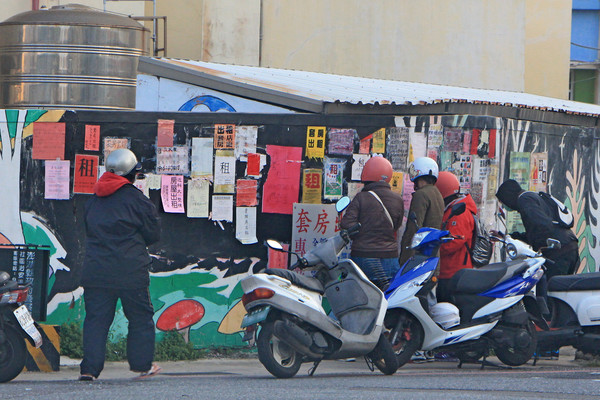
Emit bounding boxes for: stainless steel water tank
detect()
[0,4,148,110]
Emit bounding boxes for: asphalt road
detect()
[4,353,600,400]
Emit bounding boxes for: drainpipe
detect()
[32,0,39,10]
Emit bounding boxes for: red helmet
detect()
[435,171,460,199]
[361,156,393,183]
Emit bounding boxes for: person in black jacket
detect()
[495,179,579,278]
[79,149,161,381]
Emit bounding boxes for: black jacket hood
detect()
[496,179,523,210]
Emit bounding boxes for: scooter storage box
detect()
[430,302,460,329]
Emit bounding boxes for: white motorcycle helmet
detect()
[430,302,460,329]
[408,157,439,182]
[106,148,141,176]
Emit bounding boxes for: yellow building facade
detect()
[0,0,571,98]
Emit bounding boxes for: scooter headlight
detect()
[410,231,429,248]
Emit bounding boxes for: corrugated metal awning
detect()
[138,57,600,117]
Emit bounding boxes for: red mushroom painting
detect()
[156,299,205,343]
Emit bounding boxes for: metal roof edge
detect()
[137,57,324,113]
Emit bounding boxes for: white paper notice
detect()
[235,126,258,160]
[156,146,189,175]
[145,173,162,190]
[212,195,233,222]
[191,137,213,178]
[134,178,150,198]
[236,207,258,244]
[409,129,427,160]
[347,182,364,200]
[187,178,210,218]
[45,160,70,200]
[214,150,236,193]
[351,154,371,181]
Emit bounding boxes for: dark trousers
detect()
[80,286,155,377]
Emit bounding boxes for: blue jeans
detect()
[351,257,400,290]
[80,287,155,378]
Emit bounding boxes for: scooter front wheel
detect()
[367,332,399,375]
[0,323,27,383]
[257,322,302,378]
[387,311,423,367]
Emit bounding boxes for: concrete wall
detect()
[0,107,597,349]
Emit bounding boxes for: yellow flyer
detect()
[302,168,323,204]
[305,126,326,159]
[372,128,386,154]
[390,171,404,194]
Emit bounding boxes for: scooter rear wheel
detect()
[494,320,537,366]
[257,322,302,378]
[387,311,423,367]
[0,323,27,383]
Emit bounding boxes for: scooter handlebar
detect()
[345,223,361,239]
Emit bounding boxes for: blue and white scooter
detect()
[385,203,555,367]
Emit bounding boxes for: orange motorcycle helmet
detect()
[435,171,460,199]
[361,156,393,183]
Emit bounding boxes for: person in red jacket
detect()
[435,171,478,303]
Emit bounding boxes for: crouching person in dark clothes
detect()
[494,179,579,279]
[79,149,161,381]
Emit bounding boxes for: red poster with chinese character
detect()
[73,154,99,194]
[236,179,258,206]
[84,125,100,151]
[214,124,236,149]
[268,244,289,269]
[359,134,372,154]
[33,122,66,160]
[247,153,261,176]
[262,145,302,214]
[157,119,174,147]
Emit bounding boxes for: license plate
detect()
[13,305,42,348]
[241,305,271,328]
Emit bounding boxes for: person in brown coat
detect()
[340,156,404,290]
[399,157,445,267]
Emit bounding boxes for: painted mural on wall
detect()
[1,109,598,349]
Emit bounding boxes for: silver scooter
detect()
[240,197,398,378]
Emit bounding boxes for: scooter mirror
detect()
[546,238,561,250]
[265,239,284,251]
[336,196,351,213]
[449,202,466,218]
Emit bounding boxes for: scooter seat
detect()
[448,262,509,294]
[264,268,325,294]
[548,272,600,292]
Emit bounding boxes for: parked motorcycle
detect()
[0,271,42,383]
[240,197,399,378]
[385,203,552,368]
[493,218,600,359]
[534,272,600,358]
